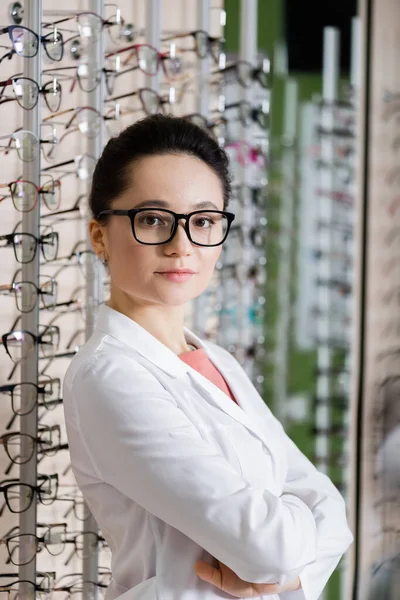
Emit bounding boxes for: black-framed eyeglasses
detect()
[0,25,64,61]
[0,75,62,112]
[1,324,60,364]
[215,59,270,89]
[96,208,235,247]
[0,577,54,598]
[0,230,58,263]
[0,425,60,466]
[0,376,60,427]
[0,522,67,566]
[0,473,59,515]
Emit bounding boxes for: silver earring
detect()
[100,252,106,264]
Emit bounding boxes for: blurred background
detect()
[0,0,398,599]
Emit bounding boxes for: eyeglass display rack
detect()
[0,0,271,597]
[296,19,360,600]
[212,0,270,394]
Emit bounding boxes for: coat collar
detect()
[95,303,216,379]
[95,304,278,454]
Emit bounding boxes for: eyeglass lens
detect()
[10,27,38,57]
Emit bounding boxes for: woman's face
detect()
[92,153,225,307]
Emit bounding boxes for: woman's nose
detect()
[164,220,193,253]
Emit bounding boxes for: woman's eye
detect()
[141,215,162,226]
[194,217,214,228]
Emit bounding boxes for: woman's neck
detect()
[106,295,191,356]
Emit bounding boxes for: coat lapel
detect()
[95,305,275,452]
[183,328,277,451]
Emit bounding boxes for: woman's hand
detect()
[194,560,301,598]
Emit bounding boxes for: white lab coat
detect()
[62,304,353,600]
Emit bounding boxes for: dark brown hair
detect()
[89,114,232,222]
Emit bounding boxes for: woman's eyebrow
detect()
[133,199,221,210]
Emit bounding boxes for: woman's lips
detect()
[156,272,195,283]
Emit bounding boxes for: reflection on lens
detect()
[240,102,251,125]
[8,534,37,565]
[41,231,58,262]
[41,180,61,211]
[237,62,252,88]
[77,109,102,139]
[7,483,34,513]
[107,14,123,43]
[76,532,98,558]
[12,77,38,110]
[40,325,59,358]
[10,382,38,415]
[77,13,102,41]
[141,89,161,114]
[4,433,35,464]
[10,181,37,212]
[257,69,269,89]
[40,278,57,308]
[77,62,100,92]
[195,31,208,58]
[187,114,208,129]
[44,525,66,555]
[44,30,64,61]
[137,45,159,75]
[11,27,38,57]
[44,79,62,112]
[14,131,37,162]
[5,330,35,363]
[76,155,96,180]
[14,233,36,263]
[14,281,37,313]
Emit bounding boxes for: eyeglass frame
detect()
[0,177,61,213]
[0,230,59,263]
[0,25,64,61]
[0,75,62,112]
[0,425,60,465]
[161,29,223,63]
[96,208,236,247]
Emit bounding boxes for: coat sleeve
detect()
[264,412,354,600]
[64,353,318,585]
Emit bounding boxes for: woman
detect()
[63,115,353,600]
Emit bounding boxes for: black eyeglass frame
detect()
[0,25,64,62]
[96,208,236,247]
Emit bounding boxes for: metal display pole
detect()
[146,0,161,92]
[273,78,298,425]
[196,0,210,117]
[81,1,106,595]
[316,26,340,600]
[192,0,211,336]
[18,0,42,595]
[238,0,258,364]
[316,26,340,472]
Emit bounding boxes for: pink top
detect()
[179,347,238,404]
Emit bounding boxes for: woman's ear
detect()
[88,219,108,261]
